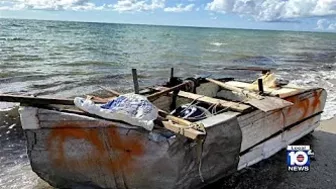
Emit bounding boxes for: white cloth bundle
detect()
[74,93,158,131]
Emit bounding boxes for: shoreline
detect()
[317,117,336,134]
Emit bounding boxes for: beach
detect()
[1,18,336,188]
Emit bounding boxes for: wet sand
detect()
[205,118,336,189]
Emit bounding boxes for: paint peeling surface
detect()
[23,108,243,189]
[284,89,326,121]
[20,88,327,189]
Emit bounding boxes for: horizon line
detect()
[1,17,335,34]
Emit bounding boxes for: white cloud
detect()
[0,0,166,12]
[206,0,336,21]
[316,18,336,30]
[316,18,329,29]
[0,0,104,10]
[328,23,336,29]
[113,0,165,12]
[164,3,194,12]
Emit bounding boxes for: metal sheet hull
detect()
[22,110,242,189]
[19,88,327,189]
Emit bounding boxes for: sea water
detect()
[1,18,336,188]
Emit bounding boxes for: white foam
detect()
[0,102,18,112]
[210,42,226,47]
[277,67,336,121]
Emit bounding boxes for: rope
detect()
[179,95,205,115]
[197,137,206,182]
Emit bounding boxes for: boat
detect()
[0,68,327,189]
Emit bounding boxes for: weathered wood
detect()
[206,78,294,112]
[238,114,321,170]
[132,68,140,94]
[147,81,192,102]
[206,78,261,99]
[247,97,293,113]
[98,86,121,96]
[222,66,271,74]
[162,121,205,140]
[176,90,251,112]
[170,67,174,79]
[23,105,243,189]
[237,88,327,152]
[258,79,264,94]
[165,114,191,126]
[225,81,303,98]
[0,94,75,105]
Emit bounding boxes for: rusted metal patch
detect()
[47,124,145,175]
[285,89,323,120]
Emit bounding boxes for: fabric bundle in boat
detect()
[74,93,158,131]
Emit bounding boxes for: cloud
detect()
[0,0,104,11]
[0,0,166,12]
[206,0,336,21]
[113,0,165,12]
[328,23,336,29]
[316,18,336,30]
[164,3,194,12]
[316,18,329,29]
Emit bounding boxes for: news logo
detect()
[287,145,314,172]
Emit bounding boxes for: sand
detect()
[317,117,336,134]
[205,118,336,189]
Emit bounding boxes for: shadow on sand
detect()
[204,130,336,189]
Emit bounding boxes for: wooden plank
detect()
[132,68,140,94]
[238,114,321,170]
[222,66,271,74]
[98,86,121,96]
[247,97,293,112]
[0,94,75,105]
[206,78,294,112]
[226,81,303,98]
[237,88,327,152]
[176,90,251,112]
[162,121,205,140]
[147,81,192,101]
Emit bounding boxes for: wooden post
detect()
[132,68,140,94]
[170,67,174,79]
[258,79,264,95]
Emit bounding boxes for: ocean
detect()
[1,18,336,189]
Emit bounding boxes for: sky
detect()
[0,0,336,32]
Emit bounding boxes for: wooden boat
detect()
[1,69,327,189]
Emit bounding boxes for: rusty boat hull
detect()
[18,81,327,189]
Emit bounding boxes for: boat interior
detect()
[72,70,305,140]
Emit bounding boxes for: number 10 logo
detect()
[288,151,309,166]
[287,145,314,172]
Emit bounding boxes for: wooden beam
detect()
[258,79,264,94]
[0,94,75,105]
[98,86,121,96]
[147,81,192,102]
[170,67,174,79]
[176,91,251,112]
[162,121,205,140]
[225,81,303,98]
[132,68,140,94]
